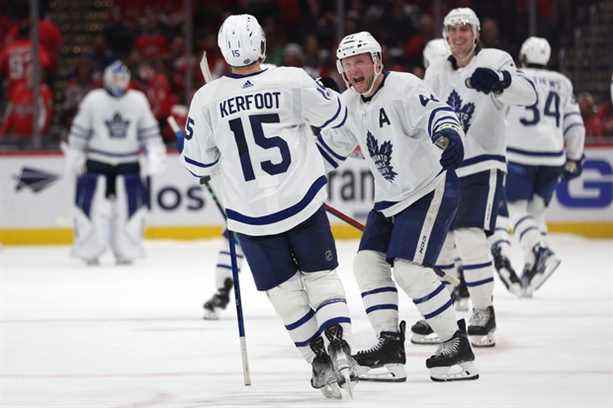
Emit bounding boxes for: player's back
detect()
[506,68,578,165]
[186,66,343,236]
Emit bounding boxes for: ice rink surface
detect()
[1,234,612,408]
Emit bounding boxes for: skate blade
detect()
[320,383,343,400]
[357,364,406,382]
[411,333,442,345]
[430,360,479,382]
[469,333,495,348]
[338,367,354,400]
[202,310,219,320]
[530,257,561,293]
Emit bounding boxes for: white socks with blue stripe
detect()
[393,259,457,342]
[214,235,244,289]
[354,250,399,334]
[454,227,495,309]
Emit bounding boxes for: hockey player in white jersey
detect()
[416,8,538,347]
[63,60,166,265]
[490,37,585,297]
[423,38,449,69]
[318,31,478,383]
[181,14,358,399]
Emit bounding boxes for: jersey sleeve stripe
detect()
[427,106,455,136]
[226,175,327,225]
[506,147,564,157]
[457,154,506,168]
[184,155,220,168]
[317,144,340,169]
[318,97,342,129]
[86,148,140,157]
[563,112,581,119]
[331,106,348,129]
[317,134,346,161]
[563,123,584,136]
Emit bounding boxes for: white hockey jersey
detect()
[68,89,162,165]
[424,48,537,177]
[506,67,585,166]
[318,71,464,217]
[182,66,347,236]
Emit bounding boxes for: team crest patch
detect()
[447,90,475,132]
[366,131,397,181]
[105,112,130,139]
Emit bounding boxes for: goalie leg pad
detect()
[110,174,146,263]
[302,269,351,338]
[393,259,457,342]
[453,228,495,309]
[214,229,245,289]
[354,250,398,334]
[266,272,319,363]
[71,174,108,262]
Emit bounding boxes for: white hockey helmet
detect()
[443,7,481,40]
[519,36,551,66]
[103,60,130,97]
[336,31,383,94]
[423,38,449,68]
[217,14,266,67]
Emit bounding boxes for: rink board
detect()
[1,146,612,244]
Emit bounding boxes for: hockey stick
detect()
[168,116,252,386]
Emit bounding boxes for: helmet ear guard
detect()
[217,14,266,67]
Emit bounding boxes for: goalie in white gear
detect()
[64,60,166,265]
[182,14,358,399]
[318,31,478,383]
[416,8,538,348]
[490,37,585,297]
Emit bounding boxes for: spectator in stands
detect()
[102,6,136,61]
[404,14,436,67]
[578,92,605,139]
[134,10,169,60]
[0,66,53,148]
[60,58,96,128]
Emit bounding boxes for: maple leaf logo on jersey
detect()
[447,90,475,132]
[105,112,130,139]
[366,131,397,181]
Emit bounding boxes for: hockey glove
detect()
[468,68,511,94]
[434,127,464,170]
[562,155,585,181]
[318,76,340,92]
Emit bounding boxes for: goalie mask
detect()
[336,31,383,95]
[103,61,130,97]
[217,14,266,67]
[520,36,551,66]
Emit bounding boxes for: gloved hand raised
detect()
[433,127,464,170]
[467,68,511,95]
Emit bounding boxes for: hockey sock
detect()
[266,273,319,363]
[489,215,512,257]
[393,259,457,341]
[353,250,399,334]
[509,200,544,266]
[214,235,244,290]
[302,269,352,338]
[454,227,495,309]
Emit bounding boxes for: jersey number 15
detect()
[229,113,291,181]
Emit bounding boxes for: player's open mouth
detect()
[353,77,365,85]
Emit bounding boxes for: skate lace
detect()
[435,337,460,357]
[356,337,385,356]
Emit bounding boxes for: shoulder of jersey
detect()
[477,48,514,66]
[426,57,451,74]
[126,88,148,100]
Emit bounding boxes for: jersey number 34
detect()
[229,113,291,181]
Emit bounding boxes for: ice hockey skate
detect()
[492,244,523,297]
[521,244,561,297]
[324,324,359,399]
[203,278,232,320]
[426,319,479,382]
[410,319,441,345]
[309,336,343,399]
[354,321,407,382]
[468,305,496,347]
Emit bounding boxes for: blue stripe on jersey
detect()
[285,309,315,330]
[70,132,91,140]
[332,106,348,129]
[226,176,327,225]
[427,106,455,136]
[432,115,460,133]
[457,154,506,169]
[373,199,398,211]
[317,135,346,161]
[563,112,582,119]
[361,286,398,297]
[184,155,220,168]
[319,97,342,129]
[87,148,140,157]
[507,147,564,157]
[564,123,584,136]
[317,144,340,169]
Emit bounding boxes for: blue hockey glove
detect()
[562,155,585,181]
[434,127,464,170]
[468,68,511,94]
[318,76,340,92]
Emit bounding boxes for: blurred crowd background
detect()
[1,0,612,150]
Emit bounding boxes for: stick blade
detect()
[200,51,213,83]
